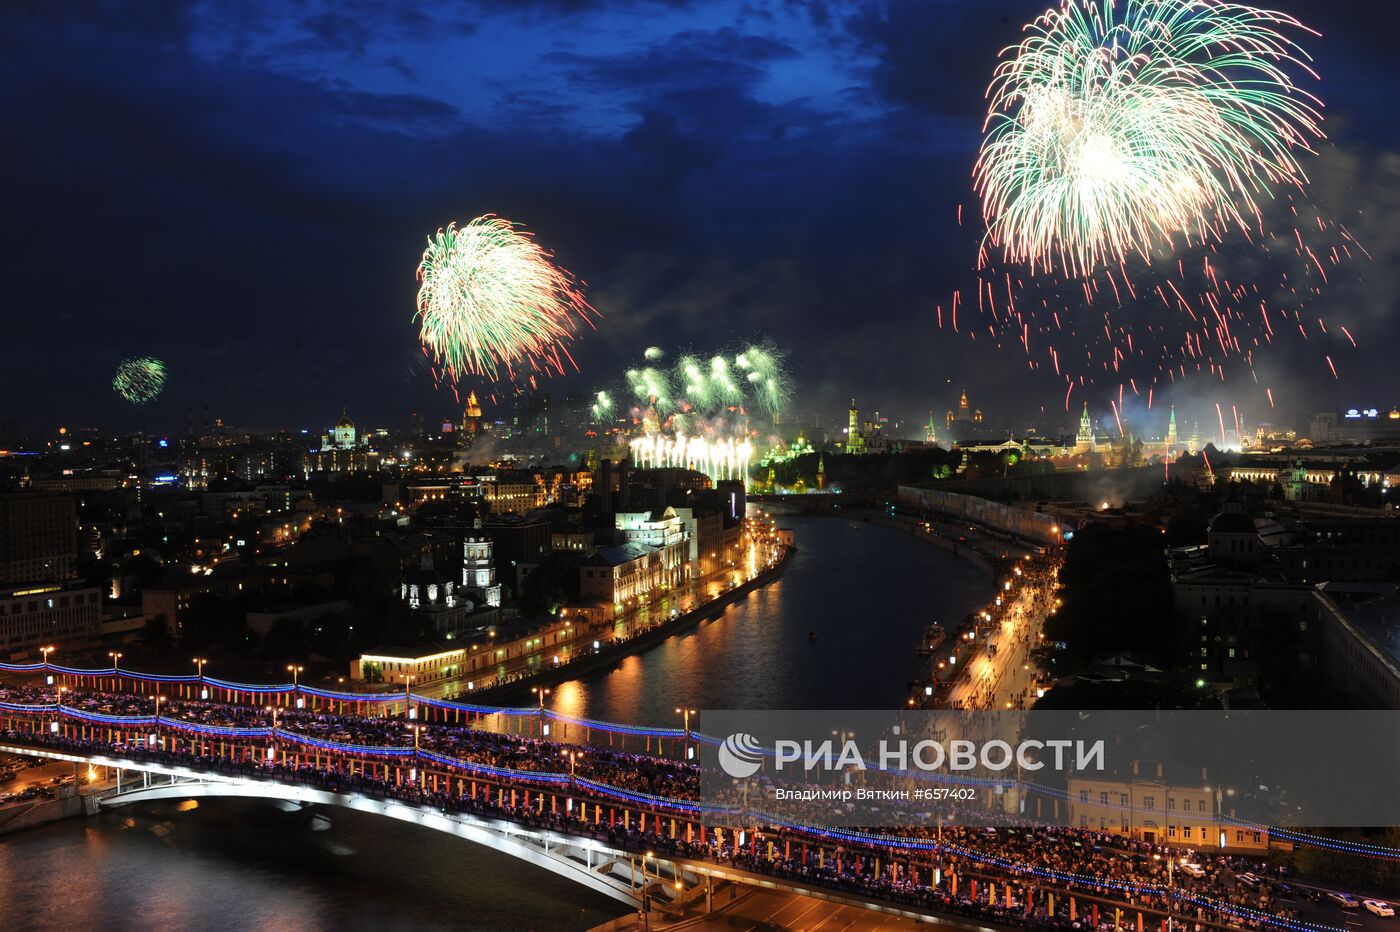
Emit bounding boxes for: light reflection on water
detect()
[551,514,992,725]
[0,799,623,932]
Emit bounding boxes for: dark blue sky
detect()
[3,0,1397,436]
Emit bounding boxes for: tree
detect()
[141,614,172,653]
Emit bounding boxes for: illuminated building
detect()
[1075,403,1098,454]
[945,389,991,443]
[462,528,503,609]
[0,581,102,657]
[308,410,380,475]
[1068,764,1265,853]
[845,399,866,454]
[462,391,483,437]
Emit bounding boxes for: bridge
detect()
[0,734,989,929]
[0,669,1368,932]
[0,739,706,914]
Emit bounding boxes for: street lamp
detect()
[288,664,306,709]
[403,673,417,719]
[1154,853,1176,932]
[193,657,208,700]
[39,645,55,668]
[265,705,279,762]
[675,708,696,759]
[532,686,551,736]
[108,651,123,690]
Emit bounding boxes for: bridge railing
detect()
[0,724,1291,932]
[0,702,1353,932]
[0,660,708,754]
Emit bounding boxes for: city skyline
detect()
[3,1,1399,430]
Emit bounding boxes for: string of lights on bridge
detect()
[0,697,1360,932]
[2,659,1396,863]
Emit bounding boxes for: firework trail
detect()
[415,215,595,384]
[112,357,167,404]
[976,0,1323,276]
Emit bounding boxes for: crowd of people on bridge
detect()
[0,680,1319,929]
[0,685,697,799]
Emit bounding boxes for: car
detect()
[1237,872,1262,887]
[1328,892,1361,910]
[1365,901,1396,917]
[1180,863,1207,879]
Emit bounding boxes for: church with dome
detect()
[309,409,380,474]
[400,528,502,637]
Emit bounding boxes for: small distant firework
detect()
[415,215,595,383]
[976,0,1323,276]
[112,357,167,404]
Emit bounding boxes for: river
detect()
[549,513,991,723]
[0,514,991,931]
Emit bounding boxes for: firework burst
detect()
[112,357,167,404]
[415,215,595,383]
[976,0,1323,276]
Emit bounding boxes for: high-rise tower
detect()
[847,399,865,454]
[1076,403,1096,453]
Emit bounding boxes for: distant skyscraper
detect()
[462,391,483,437]
[846,399,866,454]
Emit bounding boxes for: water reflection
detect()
[0,799,623,932]
[553,515,992,725]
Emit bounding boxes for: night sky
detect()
[4,0,1398,435]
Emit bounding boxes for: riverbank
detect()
[472,545,794,704]
[857,512,997,578]
[0,788,92,838]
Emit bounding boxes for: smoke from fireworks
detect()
[415,215,595,384]
[112,357,167,404]
[976,0,1323,276]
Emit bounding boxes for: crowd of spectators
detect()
[0,683,1320,930]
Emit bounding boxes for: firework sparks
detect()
[976,0,1323,276]
[415,215,594,383]
[112,357,167,404]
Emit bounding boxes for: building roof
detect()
[588,541,658,566]
[1210,511,1256,534]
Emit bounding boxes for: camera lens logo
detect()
[718,732,764,778]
